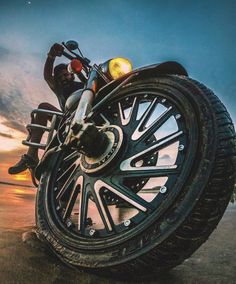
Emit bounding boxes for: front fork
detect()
[65,69,108,157]
[72,68,98,125]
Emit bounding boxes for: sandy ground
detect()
[0,184,236,284]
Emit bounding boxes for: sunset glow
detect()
[14,188,26,194]
[12,171,31,182]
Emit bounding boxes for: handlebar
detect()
[62,51,75,60]
[62,51,91,69]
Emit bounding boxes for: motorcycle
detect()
[24,40,236,276]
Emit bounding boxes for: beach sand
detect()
[0,184,236,283]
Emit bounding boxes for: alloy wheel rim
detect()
[48,89,197,241]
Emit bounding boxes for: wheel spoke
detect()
[131,97,157,136]
[95,180,154,212]
[100,113,110,125]
[62,176,82,221]
[118,97,138,126]
[78,176,89,233]
[132,106,174,142]
[93,183,115,232]
[63,151,80,162]
[56,157,80,182]
[56,158,80,201]
[119,165,178,178]
[56,162,74,182]
[121,130,183,167]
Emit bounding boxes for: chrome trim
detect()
[118,97,137,126]
[26,124,51,131]
[22,140,47,149]
[31,109,63,117]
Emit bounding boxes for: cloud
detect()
[0,46,58,135]
[0,46,10,59]
[1,120,27,134]
[0,88,31,133]
[0,116,26,151]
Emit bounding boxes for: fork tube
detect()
[72,69,98,126]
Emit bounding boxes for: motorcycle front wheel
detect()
[36,75,236,276]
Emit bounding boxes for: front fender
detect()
[131,61,188,78]
[94,61,188,104]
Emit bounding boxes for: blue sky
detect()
[0,0,235,147]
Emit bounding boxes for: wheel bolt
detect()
[179,144,185,151]
[124,219,131,227]
[175,114,181,119]
[66,220,72,228]
[56,205,60,211]
[160,186,167,194]
[135,160,143,167]
[89,229,96,236]
[161,98,166,103]
[53,187,57,192]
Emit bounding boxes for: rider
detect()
[8,43,84,175]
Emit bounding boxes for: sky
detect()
[0,0,235,184]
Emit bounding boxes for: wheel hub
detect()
[80,125,123,173]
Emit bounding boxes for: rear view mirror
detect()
[65,40,79,51]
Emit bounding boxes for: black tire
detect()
[36,75,236,276]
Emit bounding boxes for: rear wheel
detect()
[36,75,236,275]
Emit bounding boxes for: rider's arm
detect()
[44,44,64,91]
[44,54,56,91]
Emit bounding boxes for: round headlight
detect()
[108,58,132,80]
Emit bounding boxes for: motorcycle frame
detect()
[22,109,63,150]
